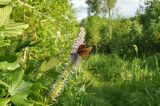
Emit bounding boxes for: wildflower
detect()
[50,27,85,100]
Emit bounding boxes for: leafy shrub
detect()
[0,0,79,105]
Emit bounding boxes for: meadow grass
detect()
[59,53,160,106]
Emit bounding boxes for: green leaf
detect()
[0,6,12,26]
[0,37,10,47]
[8,70,32,96]
[0,61,20,71]
[0,98,10,106]
[0,80,10,88]
[40,57,60,72]
[0,0,11,5]
[15,39,31,52]
[9,80,32,96]
[0,31,10,47]
[4,21,29,37]
[11,93,33,106]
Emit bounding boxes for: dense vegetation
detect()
[0,0,160,106]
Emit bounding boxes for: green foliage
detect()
[0,0,160,105]
[140,0,160,53]
[81,16,143,56]
[82,0,160,57]
[0,61,19,71]
[11,93,33,106]
[29,0,160,105]
[82,16,102,47]
[8,70,32,96]
[0,0,78,105]
[0,98,10,106]
[110,20,143,57]
[0,0,11,5]
[0,70,33,105]
[11,0,78,61]
[86,0,100,15]
[59,54,160,106]
[0,6,12,26]
[81,16,115,54]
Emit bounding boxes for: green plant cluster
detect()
[59,54,160,106]
[0,0,79,105]
[81,0,160,58]
[56,0,160,105]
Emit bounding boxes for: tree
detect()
[81,16,102,52]
[102,0,117,18]
[86,0,100,16]
[86,0,117,18]
[140,0,160,53]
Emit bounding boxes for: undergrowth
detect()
[58,53,160,106]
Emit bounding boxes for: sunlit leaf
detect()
[0,37,10,47]
[0,0,11,5]
[0,80,10,88]
[11,93,33,106]
[8,70,32,96]
[0,6,12,26]
[0,61,20,71]
[4,21,29,37]
[0,98,10,106]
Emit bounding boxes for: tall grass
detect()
[58,53,160,106]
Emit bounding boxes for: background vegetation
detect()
[0,0,160,106]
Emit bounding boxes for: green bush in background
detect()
[82,0,160,58]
